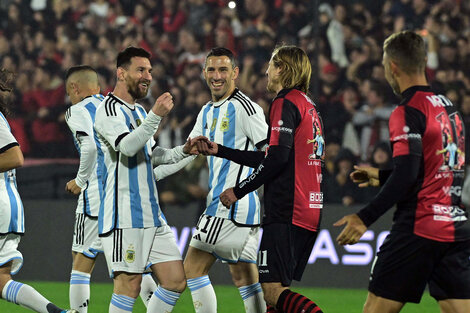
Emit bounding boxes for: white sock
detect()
[109,293,135,313]
[146,286,181,312]
[69,270,91,313]
[187,275,217,313]
[238,283,266,313]
[139,273,157,307]
[2,280,55,313]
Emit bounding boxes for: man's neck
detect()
[113,85,135,104]
[399,74,428,94]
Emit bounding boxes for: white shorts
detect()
[190,214,260,263]
[72,213,103,258]
[101,226,182,277]
[0,234,23,275]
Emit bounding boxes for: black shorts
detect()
[369,231,470,303]
[258,223,318,286]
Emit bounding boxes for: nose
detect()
[214,70,222,79]
[144,70,152,80]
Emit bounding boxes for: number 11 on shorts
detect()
[258,250,268,266]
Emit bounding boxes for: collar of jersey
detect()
[210,88,238,107]
[399,85,431,105]
[107,92,136,111]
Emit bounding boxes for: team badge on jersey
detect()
[125,245,135,263]
[220,115,229,132]
[307,109,324,160]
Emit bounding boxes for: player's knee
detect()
[161,277,186,293]
[0,273,11,295]
[261,285,278,307]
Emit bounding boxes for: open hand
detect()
[333,214,367,245]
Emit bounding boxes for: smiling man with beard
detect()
[94,47,195,313]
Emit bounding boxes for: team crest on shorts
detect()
[125,245,135,263]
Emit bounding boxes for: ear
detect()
[70,82,79,95]
[389,60,399,77]
[232,66,239,80]
[117,67,125,81]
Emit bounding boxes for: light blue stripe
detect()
[187,276,211,291]
[70,279,90,285]
[154,287,179,306]
[6,281,23,304]
[137,106,161,227]
[5,172,19,232]
[128,154,143,228]
[206,106,221,215]
[111,294,135,311]
[98,159,108,234]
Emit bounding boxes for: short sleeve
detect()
[389,106,425,158]
[94,101,130,150]
[238,102,268,148]
[66,105,94,138]
[0,117,18,153]
[268,98,299,148]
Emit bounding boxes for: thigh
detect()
[229,261,259,287]
[0,234,23,275]
[292,226,318,281]
[368,231,437,303]
[184,246,216,278]
[429,240,470,301]
[148,225,183,266]
[258,223,294,286]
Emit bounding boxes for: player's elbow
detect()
[11,146,24,168]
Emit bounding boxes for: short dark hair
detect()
[383,31,426,74]
[116,46,151,68]
[65,65,97,82]
[204,47,236,68]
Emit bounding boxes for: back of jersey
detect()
[65,94,105,217]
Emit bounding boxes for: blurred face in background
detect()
[203,55,238,102]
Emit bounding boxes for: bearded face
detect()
[125,74,150,100]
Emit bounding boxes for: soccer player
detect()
[155,47,268,313]
[0,69,77,313]
[197,46,324,313]
[335,30,470,313]
[94,47,191,313]
[64,65,157,312]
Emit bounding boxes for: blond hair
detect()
[271,45,311,94]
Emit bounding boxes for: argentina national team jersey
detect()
[94,93,166,235]
[188,89,268,225]
[65,94,105,217]
[0,112,24,234]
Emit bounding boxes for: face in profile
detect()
[203,55,238,102]
[123,56,152,100]
[266,56,281,93]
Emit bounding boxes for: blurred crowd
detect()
[1,0,470,206]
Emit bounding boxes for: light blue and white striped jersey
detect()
[94,93,166,235]
[0,112,24,234]
[188,89,268,225]
[65,94,104,217]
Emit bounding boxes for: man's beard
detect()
[127,77,149,100]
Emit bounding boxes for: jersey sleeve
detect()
[238,102,268,149]
[0,117,18,153]
[389,106,425,158]
[268,98,300,149]
[94,101,130,151]
[66,105,94,138]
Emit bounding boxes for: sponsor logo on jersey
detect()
[391,133,421,141]
[432,204,467,222]
[271,126,293,134]
[125,245,135,263]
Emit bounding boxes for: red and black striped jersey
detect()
[358,85,470,242]
[263,88,324,231]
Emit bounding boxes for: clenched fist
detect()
[152,92,174,117]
